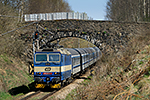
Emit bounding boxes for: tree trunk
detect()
[144,0,146,18]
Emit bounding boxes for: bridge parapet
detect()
[24,12,91,22]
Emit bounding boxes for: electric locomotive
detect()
[32,47,101,88]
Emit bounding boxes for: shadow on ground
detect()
[8,82,55,96]
[8,76,91,96]
[8,82,36,95]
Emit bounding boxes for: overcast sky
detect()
[67,0,109,20]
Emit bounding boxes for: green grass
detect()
[141,50,147,54]
[0,92,12,100]
[144,75,149,78]
[63,89,77,100]
[103,31,106,34]
[0,54,12,64]
[0,54,34,100]
[139,61,144,65]
[30,97,40,100]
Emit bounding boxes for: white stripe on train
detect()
[34,65,71,72]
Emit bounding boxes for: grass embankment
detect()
[0,16,35,99]
[0,25,35,99]
[64,32,150,100]
[0,53,33,100]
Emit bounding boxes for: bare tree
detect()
[106,0,150,21]
[26,0,71,14]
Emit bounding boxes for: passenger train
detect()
[32,47,102,88]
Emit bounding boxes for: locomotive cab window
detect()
[48,53,60,62]
[35,54,47,62]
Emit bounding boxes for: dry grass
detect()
[54,37,94,48]
[0,3,18,34]
[0,4,34,99]
[64,31,150,100]
[0,54,33,92]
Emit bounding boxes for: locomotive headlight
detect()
[39,72,41,75]
[46,77,50,81]
[55,72,57,74]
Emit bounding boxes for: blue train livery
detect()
[32,47,101,88]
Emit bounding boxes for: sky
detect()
[67,0,109,20]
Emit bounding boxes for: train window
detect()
[49,55,59,61]
[48,53,60,62]
[85,55,88,61]
[74,58,77,65]
[72,56,80,66]
[77,57,80,65]
[35,54,47,62]
[82,56,84,62]
[90,54,91,59]
[73,58,75,65]
[91,53,93,59]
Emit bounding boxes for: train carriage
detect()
[73,48,87,71]
[32,47,101,88]
[66,48,81,75]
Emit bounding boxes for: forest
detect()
[0,0,71,22]
[0,0,71,13]
[0,0,71,33]
[1,0,150,22]
[106,0,150,21]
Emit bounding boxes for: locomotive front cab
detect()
[34,51,61,88]
[33,48,72,88]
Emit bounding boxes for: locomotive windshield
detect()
[35,54,47,62]
[49,54,60,62]
[35,53,60,62]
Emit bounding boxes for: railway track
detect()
[19,80,74,100]
[20,89,58,100]
[19,67,94,100]
[38,90,57,100]
[20,90,41,100]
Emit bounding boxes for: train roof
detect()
[35,48,71,55]
[74,48,87,55]
[35,47,100,55]
[66,48,80,56]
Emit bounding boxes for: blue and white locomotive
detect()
[33,47,101,88]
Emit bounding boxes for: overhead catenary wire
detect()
[38,25,53,35]
[0,14,19,18]
[0,20,42,37]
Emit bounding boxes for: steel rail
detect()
[20,90,41,100]
[19,70,90,100]
[38,90,57,100]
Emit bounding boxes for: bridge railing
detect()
[24,12,92,22]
